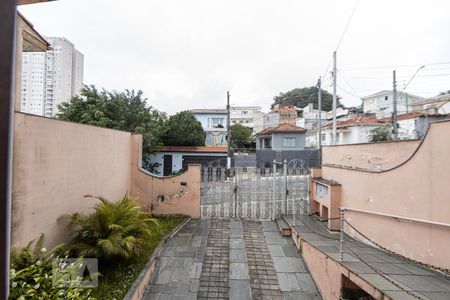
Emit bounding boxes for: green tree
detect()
[162,111,206,146]
[230,123,252,148]
[272,86,343,111]
[57,85,166,166]
[369,125,392,142]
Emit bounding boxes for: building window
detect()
[241,111,248,115]
[385,96,388,100]
[282,137,296,147]
[211,118,224,125]
[321,133,326,141]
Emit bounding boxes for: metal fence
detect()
[200,159,310,220]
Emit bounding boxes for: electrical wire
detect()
[340,61,450,71]
[335,0,360,52]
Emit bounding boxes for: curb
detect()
[123,217,192,300]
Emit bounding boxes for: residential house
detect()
[381,112,449,140]
[295,103,328,129]
[254,123,319,167]
[411,93,450,115]
[191,109,228,147]
[320,116,386,145]
[361,90,424,118]
[230,106,261,127]
[149,146,227,176]
[263,104,300,129]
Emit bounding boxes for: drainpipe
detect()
[0,0,16,298]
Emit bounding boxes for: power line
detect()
[320,0,360,82]
[335,0,360,51]
[340,61,450,71]
[337,84,361,99]
[337,70,360,97]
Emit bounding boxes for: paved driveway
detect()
[143,219,321,300]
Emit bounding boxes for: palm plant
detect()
[10,234,65,270]
[65,195,158,261]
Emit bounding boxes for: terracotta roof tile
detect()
[158,146,228,153]
[255,123,306,136]
[324,116,386,128]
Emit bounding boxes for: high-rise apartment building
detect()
[21,37,84,117]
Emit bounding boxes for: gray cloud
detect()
[20,0,450,114]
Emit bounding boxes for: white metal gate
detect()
[200,159,309,220]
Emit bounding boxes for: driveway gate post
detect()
[272,160,277,220]
[283,159,287,215]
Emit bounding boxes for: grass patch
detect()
[92,216,187,300]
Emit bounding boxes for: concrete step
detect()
[276,217,292,237]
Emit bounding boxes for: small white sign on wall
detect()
[316,183,328,198]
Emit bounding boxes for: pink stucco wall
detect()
[129,135,201,219]
[322,139,420,171]
[12,113,133,247]
[12,114,202,248]
[321,120,450,269]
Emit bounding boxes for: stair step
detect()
[276,217,292,237]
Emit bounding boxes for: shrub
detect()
[10,236,95,300]
[11,234,64,271]
[65,195,158,262]
[369,125,392,142]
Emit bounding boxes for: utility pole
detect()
[226,91,231,174]
[332,51,337,144]
[392,70,398,140]
[317,77,322,162]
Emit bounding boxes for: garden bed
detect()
[92,216,187,300]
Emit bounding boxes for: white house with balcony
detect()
[230,106,261,127]
[191,109,228,147]
[361,90,424,118]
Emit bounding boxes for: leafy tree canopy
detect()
[272,86,344,112]
[57,85,166,158]
[230,123,253,148]
[162,111,206,146]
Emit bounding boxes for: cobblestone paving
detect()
[244,221,284,300]
[198,220,230,299]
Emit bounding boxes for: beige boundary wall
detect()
[12,113,200,248]
[130,135,201,219]
[320,120,450,269]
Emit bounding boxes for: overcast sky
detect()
[19,0,450,114]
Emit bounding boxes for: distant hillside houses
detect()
[191,91,449,150]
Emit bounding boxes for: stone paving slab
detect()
[285,215,450,300]
[143,220,209,300]
[262,221,322,299]
[145,219,322,299]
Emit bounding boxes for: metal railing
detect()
[338,207,450,274]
